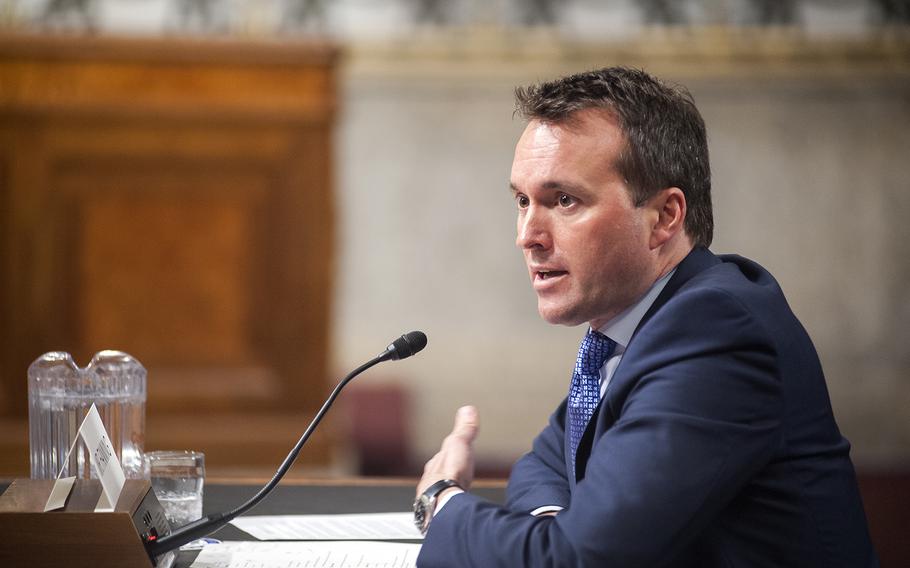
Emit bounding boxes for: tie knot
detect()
[575,330,616,376]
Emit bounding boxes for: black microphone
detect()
[144,330,428,560]
[379,330,427,361]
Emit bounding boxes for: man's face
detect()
[510,110,658,329]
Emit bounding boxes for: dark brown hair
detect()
[515,67,713,247]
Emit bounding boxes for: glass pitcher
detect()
[28,350,147,479]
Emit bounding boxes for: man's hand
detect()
[416,406,479,498]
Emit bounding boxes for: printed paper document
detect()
[230,512,422,541]
[189,541,421,568]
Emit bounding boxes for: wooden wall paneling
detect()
[0,35,339,476]
[0,122,10,416]
[45,117,333,409]
[1,116,59,419]
[266,124,335,407]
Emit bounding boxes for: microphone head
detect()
[387,331,428,360]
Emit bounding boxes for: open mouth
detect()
[537,270,568,280]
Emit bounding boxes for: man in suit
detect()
[413,67,878,566]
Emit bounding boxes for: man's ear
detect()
[648,187,687,249]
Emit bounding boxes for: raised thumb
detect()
[453,405,479,442]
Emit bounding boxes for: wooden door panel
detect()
[0,35,337,475]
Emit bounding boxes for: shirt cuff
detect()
[530,505,563,516]
[433,488,464,514]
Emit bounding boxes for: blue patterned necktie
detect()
[568,329,617,475]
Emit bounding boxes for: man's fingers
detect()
[417,406,479,497]
[452,405,479,442]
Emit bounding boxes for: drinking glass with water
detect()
[146,450,205,528]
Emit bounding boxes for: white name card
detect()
[44,403,126,513]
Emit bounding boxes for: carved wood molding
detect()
[0,33,339,119]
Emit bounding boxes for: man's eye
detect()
[517,195,530,208]
[558,194,575,207]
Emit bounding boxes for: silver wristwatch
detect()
[413,479,461,536]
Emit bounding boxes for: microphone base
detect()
[0,478,173,568]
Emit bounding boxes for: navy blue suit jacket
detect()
[418,248,877,567]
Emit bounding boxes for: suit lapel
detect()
[571,247,720,485]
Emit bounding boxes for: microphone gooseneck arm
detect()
[145,331,427,559]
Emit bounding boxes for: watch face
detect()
[413,497,429,533]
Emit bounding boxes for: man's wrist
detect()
[413,479,462,535]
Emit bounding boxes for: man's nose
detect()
[516,208,550,250]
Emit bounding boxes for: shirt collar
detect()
[595,269,676,350]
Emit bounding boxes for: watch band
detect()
[413,479,461,535]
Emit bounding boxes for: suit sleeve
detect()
[417,288,784,568]
[505,400,571,513]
